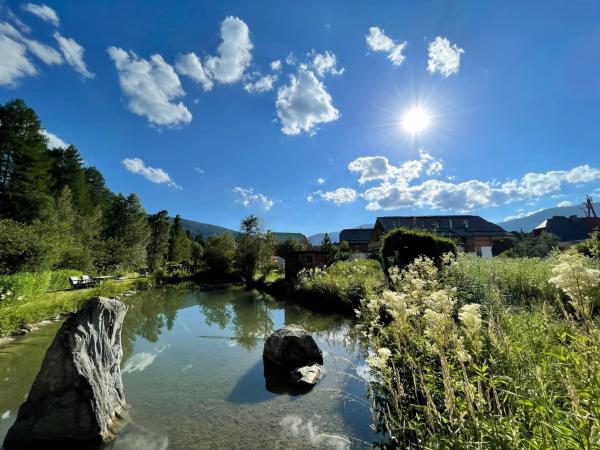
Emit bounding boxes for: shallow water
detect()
[0,284,374,449]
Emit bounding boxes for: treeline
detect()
[0,98,203,275]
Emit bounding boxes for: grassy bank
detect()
[0,277,149,337]
[358,253,600,448]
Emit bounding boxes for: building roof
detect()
[375,215,510,238]
[534,216,600,241]
[339,228,374,243]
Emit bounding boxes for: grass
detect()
[0,278,147,337]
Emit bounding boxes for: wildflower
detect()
[458,304,482,336]
[367,347,392,370]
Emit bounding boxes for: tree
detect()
[501,232,560,258]
[275,238,305,261]
[49,145,93,215]
[0,99,53,221]
[84,166,114,211]
[190,241,204,271]
[319,233,338,264]
[235,215,276,281]
[147,210,171,271]
[205,232,236,274]
[168,215,192,264]
[336,240,353,261]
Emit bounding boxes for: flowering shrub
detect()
[359,254,600,448]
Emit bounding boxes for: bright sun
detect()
[401,106,431,135]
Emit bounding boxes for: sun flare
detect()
[401,106,431,135]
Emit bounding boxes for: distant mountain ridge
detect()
[497,202,600,232]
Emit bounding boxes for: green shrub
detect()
[0,269,82,301]
[295,259,386,310]
[380,227,457,274]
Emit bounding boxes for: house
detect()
[339,228,374,252]
[369,215,511,257]
[533,216,600,242]
[284,250,329,279]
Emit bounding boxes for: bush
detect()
[380,227,457,274]
[295,259,386,311]
[0,269,82,301]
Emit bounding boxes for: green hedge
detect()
[0,269,82,301]
[380,227,457,274]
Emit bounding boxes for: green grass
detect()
[0,278,146,337]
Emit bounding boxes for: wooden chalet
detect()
[339,228,374,253]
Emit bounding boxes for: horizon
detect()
[2,0,599,236]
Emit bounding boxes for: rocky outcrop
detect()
[263,325,324,391]
[4,297,128,450]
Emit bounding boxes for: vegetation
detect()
[380,227,457,273]
[358,251,600,448]
[295,259,386,311]
[501,231,560,258]
[235,215,276,281]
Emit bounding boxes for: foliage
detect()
[0,269,82,301]
[168,214,191,264]
[235,215,276,281]
[205,232,236,274]
[358,254,600,449]
[336,240,353,261]
[295,259,386,310]
[147,210,171,271]
[190,241,204,271]
[319,232,337,263]
[574,228,600,261]
[275,237,306,260]
[502,231,560,258]
[380,227,457,274]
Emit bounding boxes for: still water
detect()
[0,284,374,449]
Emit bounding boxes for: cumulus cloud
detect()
[348,151,442,185]
[22,3,59,27]
[233,187,274,210]
[276,68,339,135]
[123,157,180,189]
[306,195,314,203]
[427,36,464,78]
[0,22,62,66]
[316,187,357,205]
[175,52,213,91]
[309,50,344,77]
[108,47,191,127]
[279,415,350,450]
[270,60,282,71]
[317,177,325,184]
[54,32,94,78]
[354,160,600,212]
[243,72,277,93]
[122,346,169,374]
[205,16,252,84]
[40,129,67,148]
[0,34,37,86]
[366,26,407,66]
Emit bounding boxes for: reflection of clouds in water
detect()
[355,364,376,383]
[122,346,169,374]
[280,415,350,450]
[113,431,168,450]
[226,340,237,347]
[1,410,10,420]
[181,363,193,373]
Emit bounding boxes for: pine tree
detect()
[147,210,171,270]
[49,145,93,215]
[168,215,191,263]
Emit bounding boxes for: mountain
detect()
[308,224,374,246]
[497,203,600,232]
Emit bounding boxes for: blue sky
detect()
[1,0,600,235]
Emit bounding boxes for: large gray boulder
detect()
[263,325,323,369]
[4,297,128,450]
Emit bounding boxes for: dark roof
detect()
[534,216,600,241]
[339,228,374,243]
[375,215,509,238]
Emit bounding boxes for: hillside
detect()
[308,224,374,246]
[497,202,600,232]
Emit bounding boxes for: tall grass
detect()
[0,269,83,301]
[359,253,600,449]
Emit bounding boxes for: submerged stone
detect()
[290,364,326,386]
[3,297,128,450]
[262,324,323,369]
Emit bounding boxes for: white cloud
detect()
[276,68,339,135]
[316,187,357,205]
[205,16,252,84]
[0,22,62,66]
[194,167,205,175]
[279,415,350,450]
[306,195,314,203]
[0,34,36,86]
[40,129,67,148]
[356,161,600,212]
[22,3,59,27]
[270,60,282,71]
[366,26,407,66]
[123,157,180,189]
[427,36,464,78]
[122,346,168,374]
[243,72,277,93]
[317,177,325,184]
[108,47,192,127]
[348,151,442,185]
[310,50,344,77]
[233,187,274,210]
[54,32,94,78]
[558,200,574,207]
[175,52,213,91]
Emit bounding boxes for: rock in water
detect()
[263,325,323,369]
[290,364,326,386]
[4,297,128,450]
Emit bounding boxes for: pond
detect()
[0,284,374,449]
